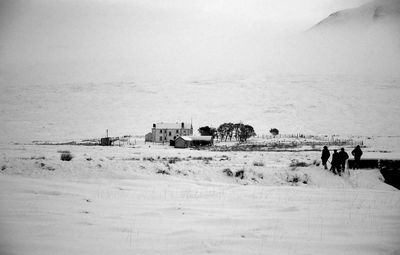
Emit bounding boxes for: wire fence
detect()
[254,133,364,147]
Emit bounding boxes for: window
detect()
[176,130,179,133]
[159,130,162,134]
[169,131,171,136]
[159,136,162,141]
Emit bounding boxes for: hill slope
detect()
[311,0,400,31]
[291,0,400,80]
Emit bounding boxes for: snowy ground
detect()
[1,74,400,143]
[0,140,399,255]
[1,1,400,253]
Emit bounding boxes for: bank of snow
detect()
[0,143,399,255]
[0,143,395,190]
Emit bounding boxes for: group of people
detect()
[321,145,363,176]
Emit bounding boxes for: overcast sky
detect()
[0,0,373,84]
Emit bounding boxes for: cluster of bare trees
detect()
[199,123,256,142]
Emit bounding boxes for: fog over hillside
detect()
[1,0,397,84]
[0,0,399,142]
[300,0,400,75]
[312,0,400,29]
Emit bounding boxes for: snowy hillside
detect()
[311,0,400,30]
[296,0,400,77]
[1,74,400,144]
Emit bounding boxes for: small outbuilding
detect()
[175,136,192,148]
[145,132,153,142]
[100,137,112,146]
[174,136,213,148]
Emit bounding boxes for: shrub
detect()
[46,165,55,171]
[253,160,264,167]
[37,162,55,171]
[286,172,310,185]
[164,162,171,171]
[198,126,217,137]
[269,128,279,137]
[220,155,230,161]
[223,168,233,177]
[175,170,188,176]
[235,169,245,179]
[156,169,170,175]
[143,157,155,162]
[123,157,140,161]
[60,152,73,161]
[57,150,70,154]
[312,160,320,166]
[192,156,213,161]
[168,157,181,164]
[289,159,310,168]
[31,156,45,160]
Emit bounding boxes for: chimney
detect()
[181,122,184,128]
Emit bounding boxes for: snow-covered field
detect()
[1,0,400,253]
[1,74,400,144]
[1,140,399,255]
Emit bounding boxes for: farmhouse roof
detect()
[178,136,213,141]
[154,122,192,129]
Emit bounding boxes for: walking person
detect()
[330,149,340,175]
[321,146,330,170]
[351,145,363,169]
[338,148,349,176]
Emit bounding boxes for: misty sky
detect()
[0,0,375,84]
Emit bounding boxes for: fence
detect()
[255,133,364,147]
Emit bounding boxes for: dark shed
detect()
[174,136,213,148]
[100,137,112,146]
[175,136,192,148]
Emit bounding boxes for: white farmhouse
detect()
[150,122,193,143]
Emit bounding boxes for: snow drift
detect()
[0,143,399,255]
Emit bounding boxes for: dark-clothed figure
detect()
[338,148,349,175]
[321,146,330,169]
[351,145,363,169]
[330,150,340,174]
